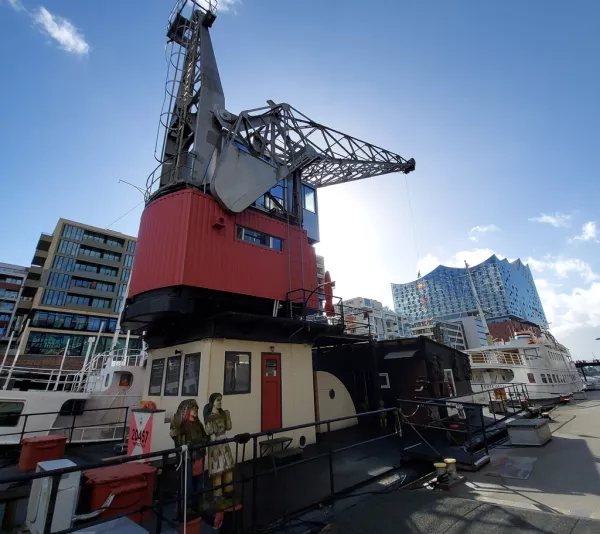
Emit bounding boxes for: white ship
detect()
[465,330,585,401]
[462,260,584,401]
[0,347,146,446]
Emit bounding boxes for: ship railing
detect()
[0,405,130,446]
[0,397,526,534]
[469,351,524,366]
[0,366,83,392]
[286,288,378,338]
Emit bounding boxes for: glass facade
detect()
[392,255,548,328]
[26,331,141,356]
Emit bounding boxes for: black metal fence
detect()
[0,394,545,533]
[0,405,130,448]
[0,407,416,534]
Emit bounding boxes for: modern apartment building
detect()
[0,263,28,341]
[391,255,548,328]
[341,297,406,340]
[411,319,467,351]
[14,219,139,359]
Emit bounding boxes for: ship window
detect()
[527,373,536,383]
[224,352,251,395]
[541,374,548,383]
[148,358,165,396]
[379,373,390,389]
[0,401,24,427]
[164,355,182,396]
[182,353,201,396]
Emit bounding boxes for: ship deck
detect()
[309,390,600,534]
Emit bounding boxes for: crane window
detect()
[302,185,316,212]
[237,226,283,251]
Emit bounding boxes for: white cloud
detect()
[417,248,498,277]
[528,212,572,228]
[218,0,241,11]
[468,224,500,242]
[7,0,25,11]
[525,256,599,284]
[536,279,600,337]
[33,7,89,55]
[569,221,598,243]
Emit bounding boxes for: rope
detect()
[405,175,420,272]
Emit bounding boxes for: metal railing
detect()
[469,351,524,366]
[0,407,411,534]
[0,405,130,446]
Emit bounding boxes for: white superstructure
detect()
[466,330,584,400]
[0,348,146,446]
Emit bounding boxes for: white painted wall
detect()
[314,371,357,432]
[139,338,316,458]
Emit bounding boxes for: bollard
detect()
[444,458,458,481]
[433,462,447,477]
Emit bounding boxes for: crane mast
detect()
[465,261,494,346]
[148,0,415,214]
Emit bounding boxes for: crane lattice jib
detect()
[224,103,415,188]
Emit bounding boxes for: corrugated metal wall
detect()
[130,189,318,303]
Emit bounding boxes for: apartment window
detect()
[124,255,134,268]
[0,314,10,322]
[113,298,123,314]
[26,332,88,356]
[148,359,165,396]
[47,272,71,289]
[75,261,97,273]
[71,278,114,293]
[51,255,72,271]
[527,373,536,383]
[91,297,111,309]
[83,230,105,244]
[103,251,122,262]
[3,277,23,285]
[42,289,66,307]
[80,246,103,258]
[58,240,80,256]
[302,184,316,212]
[66,294,90,306]
[223,352,251,394]
[106,237,124,247]
[121,269,131,282]
[182,353,201,396]
[236,226,283,251]
[127,241,136,253]
[100,266,118,277]
[118,284,127,297]
[62,224,84,241]
[0,289,18,299]
[164,355,182,396]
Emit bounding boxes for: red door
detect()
[261,353,282,432]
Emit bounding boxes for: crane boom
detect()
[148,0,415,214]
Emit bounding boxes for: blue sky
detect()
[1,0,599,359]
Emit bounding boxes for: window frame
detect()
[302,184,316,213]
[236,226,284,252]
[148,358,165,396]
[164,355,182,397]
[0,401,25,427]
[223,351,252,395]
[182,353,201,397]
[379,372,391,389]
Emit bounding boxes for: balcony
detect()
[16,298,32,311]
[31,249,48,267]
[36,233,53,252]
[29,265,43,276]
